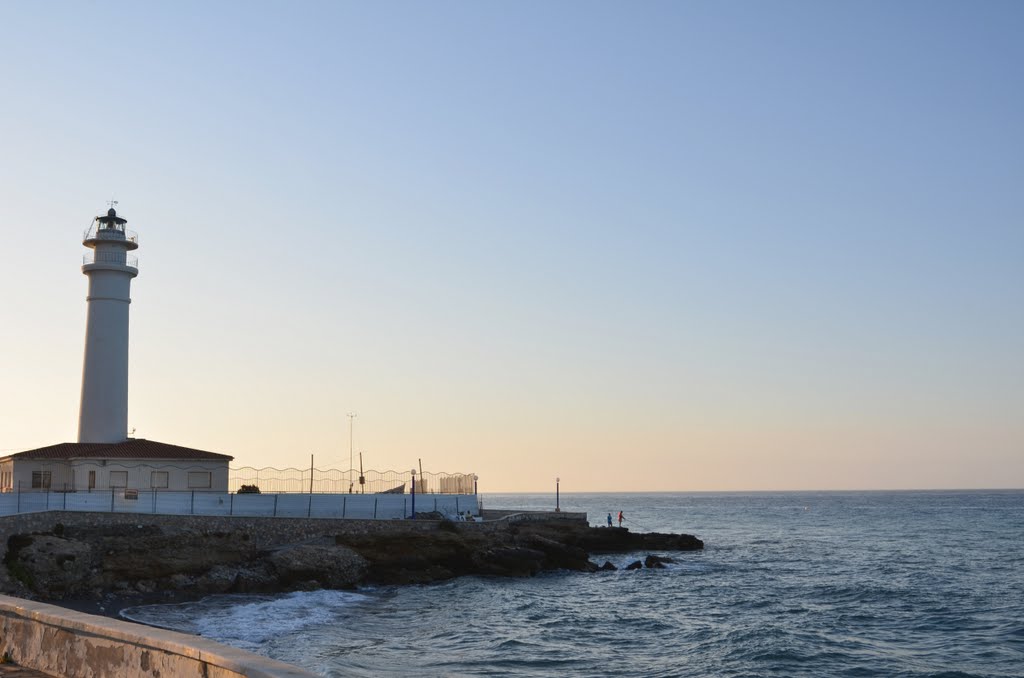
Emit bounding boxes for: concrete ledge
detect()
[0,595,317,678]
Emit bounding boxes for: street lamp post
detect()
[556,477,560,513]
[411,469,417,519]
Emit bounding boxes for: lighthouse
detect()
[77,204,139,443]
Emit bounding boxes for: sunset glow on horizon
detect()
[1,2,1021,492]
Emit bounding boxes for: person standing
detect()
[617,510,624,527]
[607,512,613,527]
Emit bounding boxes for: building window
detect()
[32,471,52,489]
[188,471,211,489]
[151,471,169,489]
[109,471,128,488]
[88,471,96,489]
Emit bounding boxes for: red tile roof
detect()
[3,439,233,461]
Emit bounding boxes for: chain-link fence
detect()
[228,467,476,495]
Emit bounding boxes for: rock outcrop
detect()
[266,543,367,588]
[2,516,703,605]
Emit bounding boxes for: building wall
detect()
[9,461,74,493]
[6,459,229,492]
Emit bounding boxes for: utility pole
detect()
[347,412,357,493]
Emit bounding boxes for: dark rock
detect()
[266,544,368,588]
[340,531,479,584]
[644,555,674,568]
[194,565,240,593]
[5,535,99,597]
[225,563,277,593]
[521,534,591,571]
[475,547,546,577]
[625,560,643,570]
[599,561,617,571]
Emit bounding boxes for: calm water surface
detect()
[122,491,1024,677]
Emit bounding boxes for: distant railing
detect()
[83,226,139,244]
[83,252,139,268]
[229,467,477,495]
[0,488,478,520]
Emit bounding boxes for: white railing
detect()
[83,226,139,245]
[83,252,139,268]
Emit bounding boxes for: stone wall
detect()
[0,511,464,564]
[0,594,316,677]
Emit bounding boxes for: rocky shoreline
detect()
[1,514,703,618]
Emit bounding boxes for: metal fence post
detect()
[230,492,234,516]
[46,490,50,510]
[373,497,377,519]
[110,488,115,513]
[343,496,346,518]
[307,493,312,518]
[273,494,279,517]
[191,490,195,515]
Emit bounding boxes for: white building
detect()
[0,206,234,495]
[0,439,232,493]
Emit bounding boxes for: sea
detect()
[120,491,1024,677]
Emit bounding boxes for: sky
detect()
[1,1,1021,492]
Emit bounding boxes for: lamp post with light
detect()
[410,469,417,519]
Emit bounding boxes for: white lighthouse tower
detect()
[77,204,139,443]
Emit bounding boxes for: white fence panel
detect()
[0,492,477,520]
[231,494,277,516]
[64,492,116,512]
[0,494,19,516]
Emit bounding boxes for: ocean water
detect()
[121,491,1024,677]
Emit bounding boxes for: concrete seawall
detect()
[0,594,317,677]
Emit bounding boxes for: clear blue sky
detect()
[1,1,1021,490]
